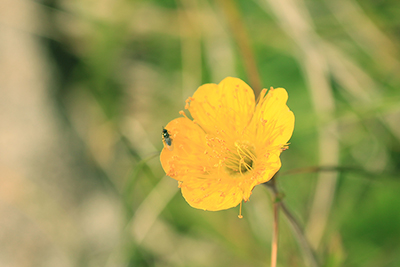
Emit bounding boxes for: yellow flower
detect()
[160,77,294,211]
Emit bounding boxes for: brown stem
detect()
[217,0,262,96]
[271,201,280,267]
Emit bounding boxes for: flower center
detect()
[224,142,256,176]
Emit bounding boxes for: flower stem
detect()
[265,178,319,267]
[271,201,280,267]
[280,201,319,267]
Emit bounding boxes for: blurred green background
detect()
[1,0,400,266]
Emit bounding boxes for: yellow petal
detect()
[254,149,282,184]
[180,149,281,211]
[160,117,210,181]
[180,177,243,211]
[253,88,295,148]
[187,77,255,136]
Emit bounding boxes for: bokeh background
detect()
[1,0,400,266]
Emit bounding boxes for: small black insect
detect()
[162,127,173,150]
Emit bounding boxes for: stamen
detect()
[185,97,193,109]
[179,110,188,119]
[242,160,253,172]
[238,201,243,219]
[240,146,257,162]
[238,158,243,176]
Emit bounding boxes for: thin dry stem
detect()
[179,0,202,101]
[217,0,262,95]
[271,201,280,267]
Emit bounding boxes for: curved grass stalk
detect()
[265,179,319,267]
